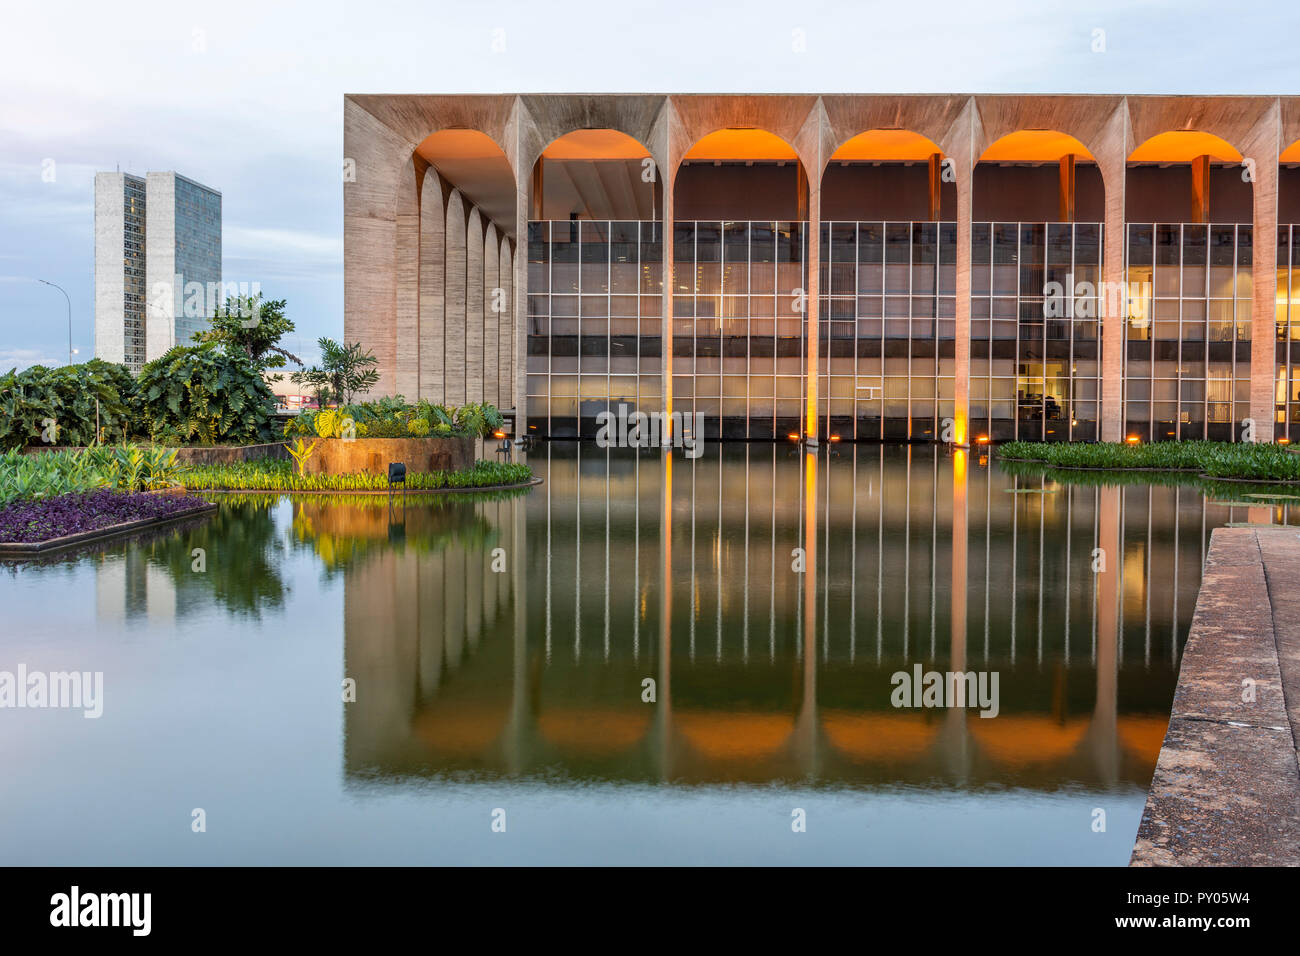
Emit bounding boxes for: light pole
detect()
[37,278,74,366]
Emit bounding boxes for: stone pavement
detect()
[1131,527,1300,866]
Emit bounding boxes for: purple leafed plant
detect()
[0,490,211,544]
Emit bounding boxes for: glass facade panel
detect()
[969,222,1103,441]
[1125,223,1253,441]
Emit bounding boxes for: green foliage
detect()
[284,438,321,477]
[135,344,277,446]
[0,444,190,506]
[194,294,301,378]
[313,408,340,438]
[284,399,503,440]
[455,402,487,437]
[0,359,135,451]
[290,337,379,406]
[997,440,1300,481]
[182,458,533,492]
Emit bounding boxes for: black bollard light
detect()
[387,461,407,501]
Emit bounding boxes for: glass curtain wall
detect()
[672,221,807,440]
[819,222,958,440]
[526,220,663,437]
[1275,225,1300,441]
[969,222,1103,441]
[1124,223,1252,441]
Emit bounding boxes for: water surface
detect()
[3,444,1283,865]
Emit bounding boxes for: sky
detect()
[1,0,1298,372]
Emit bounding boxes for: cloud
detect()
[0,348,64,371]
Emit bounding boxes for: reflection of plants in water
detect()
[996,458,1300,504]
[142,500,289,618]
[286,494,503,575]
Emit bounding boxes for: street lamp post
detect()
[37,279,74,366]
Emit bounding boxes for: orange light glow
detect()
[831,129,943,162]
[1128,131,1242,164]
[828,434,841,442]
[787,432,801,442]
[493,430,506,439]
[683,128,799,163]
[976,435,990,444]
[1279,437,1291,445]
[541,129,650,160]
[980,130,1095,163]
[1126,435,1141,444]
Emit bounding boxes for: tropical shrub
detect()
[284,438,322,477]
[285,399,505,440]
[0,359,135,450]
[135,344,277,445]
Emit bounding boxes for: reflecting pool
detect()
[3,444,1289,865]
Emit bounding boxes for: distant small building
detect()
[94,171,221,373]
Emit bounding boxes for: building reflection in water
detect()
[336,444,1282,792]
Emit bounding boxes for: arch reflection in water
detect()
[338,445,1282,795]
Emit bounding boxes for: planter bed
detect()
[0,490,217,556]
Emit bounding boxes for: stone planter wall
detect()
[302,436,474,476]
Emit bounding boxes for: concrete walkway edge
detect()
[1131,527,1300,866]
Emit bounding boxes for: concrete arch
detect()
[414,128,516,237]
[821,129,950,221]
[419,167,446,401]
[673,126,812,222]
[516,95,672,184]
[975,129,1103,223]
[531,128,659,221]
[445,190,467,405]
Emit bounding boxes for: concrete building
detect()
[95,171,221,372]
[343,94,1300,443]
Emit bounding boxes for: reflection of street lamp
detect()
[37,279,74,366]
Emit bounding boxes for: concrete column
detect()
[483,222,500,407]
[1246,101,1282,441]
[444,191,467,405]
[466,207,485,404]
[1191,155,1211,223]
[418,169,446,402]
[662,166,674,428]
[343,98,406,397]
[514,154,529,432]
[949,99,977,447]
[1097,101,1130,443]
[805,181,820,443]
[500,237,514,412]
[394,157,422,400]
[1059,153,1076,222]
[928,153,942,222]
